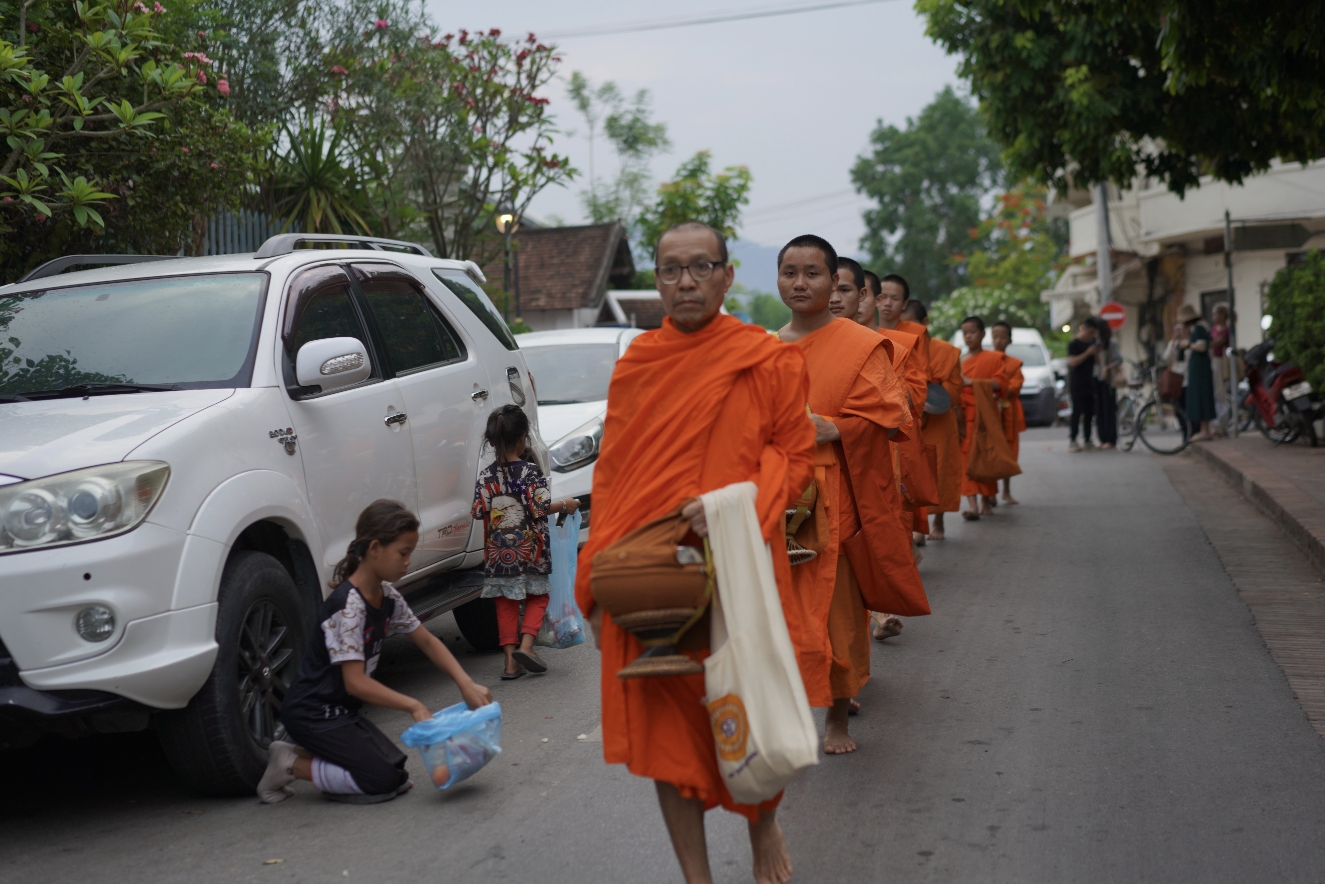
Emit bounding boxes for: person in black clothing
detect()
[257,500,493,804]
[1090,317,1120,449]
[1066,321,1101,452]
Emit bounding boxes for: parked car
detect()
[0,235,545,794]
[516,326,645,544]
[950,326,1057,426]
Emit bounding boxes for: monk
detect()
[775,234,922,754]
[576,221,816,884]
[992,321,1025,505]
[959,316,1006,519]
[875,273,932,546]
[845,263,922,642]
[900,299,964,539]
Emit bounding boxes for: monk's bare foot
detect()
[912,531,926,547]
[961,510,980,521]
[979,497,994,516]
[824,701,857,754]
[749,812,793,884]
[871,614,903,642]
[1001,493,1020,505]
[847,698,861,716]
[929,515,945,540]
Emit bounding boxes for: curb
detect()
[1187,442,1325,577]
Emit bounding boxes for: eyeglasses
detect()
[655,260,726,285]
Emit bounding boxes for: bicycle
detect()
[1121,363,1190,455]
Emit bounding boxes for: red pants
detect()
[495,594,549,647]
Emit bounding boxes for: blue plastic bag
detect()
[535,509,586,649]
[400,701,502,790]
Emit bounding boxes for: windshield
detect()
[521,343,618,404]
[0,273,267,395]
[1005,344,1046,366]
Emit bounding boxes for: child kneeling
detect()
[258,500,493,804]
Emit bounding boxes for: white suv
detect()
[0,235,545,794]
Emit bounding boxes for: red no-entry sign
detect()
[1099,301,1127,330]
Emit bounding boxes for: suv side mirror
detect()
[295,337,371,393]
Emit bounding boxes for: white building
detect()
[1043,159,1325,363]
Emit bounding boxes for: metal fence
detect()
[203,209,290,256]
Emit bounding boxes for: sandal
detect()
[500,666,526,680]
[511,649,547,674]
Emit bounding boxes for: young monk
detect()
[576,221,816,884]
[959,316,1006,519]
[776,235,925,755]
[991,321,1025,505]
[875,274,932,546]
[901,299,964,539]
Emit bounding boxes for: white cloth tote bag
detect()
[699,482,818,805]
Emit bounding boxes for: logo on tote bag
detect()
[707,693,750,762]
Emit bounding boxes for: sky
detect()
[425,0,962,289]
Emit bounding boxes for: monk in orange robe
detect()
[901,299,964,539]
[776,236,922,755]
[872,274,931,541]
[992,321,1025,505]
[959,316,1007,519]
[576,222,815,884]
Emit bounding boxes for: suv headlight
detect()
[549,418,603,473]
[0,462,170,553]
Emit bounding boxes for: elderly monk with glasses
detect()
[577,221,817,884]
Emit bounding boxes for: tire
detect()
[156,551,306,796]
[452,596,500,651]
[1255,402,1298,444]
[1137,399,1190,454]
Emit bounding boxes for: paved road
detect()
[4,428,1325,883]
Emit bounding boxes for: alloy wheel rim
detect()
[236,599,296,748]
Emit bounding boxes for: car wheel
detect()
[452,596,500,651]
[156,550,306,796]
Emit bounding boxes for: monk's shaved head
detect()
[900,299,927,323]
[777,234,837,276]
[655,221,728,265]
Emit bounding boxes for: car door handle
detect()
[384,412,408,426]
[471,389,489,402]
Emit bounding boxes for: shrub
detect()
[1264,250,1325,392]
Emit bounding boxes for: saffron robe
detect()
[960,349,1007,497]
[789,319,921,703]
[926,337,964,514]
[879,325,931,533]
[574,313,816,822]
[999,356,1025,460]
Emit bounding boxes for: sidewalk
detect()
[1187,434,1325,576]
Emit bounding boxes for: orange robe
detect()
[960,349,1007,497]
[789,319,920,704]
[926,337,964,514]
[879,325,930,533]
[575,313,816,822]
[999,356,1025,461]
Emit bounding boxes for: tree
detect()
[918,0,1325,196]
[851,86,1002,302]
[567,71,670,227]
[1264,251,1325,393]
[636,150,751,256]
[0,0,263,280]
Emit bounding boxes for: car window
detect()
[1006,344,1046,366]
[431,268,518,351]
[354,265,465,374]
[521,343,618,404]
[0,273,267,394]
[286,266,369,357]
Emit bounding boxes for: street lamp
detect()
[496,212,521,321]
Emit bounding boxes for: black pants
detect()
[1070,388,1095,442]
[285,715,409,795]
[1094,380,1118,445]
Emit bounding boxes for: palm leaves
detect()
[274,119,369,235]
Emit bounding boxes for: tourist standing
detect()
[1176,303,1217,440]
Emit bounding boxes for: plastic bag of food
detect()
[400,701,502,790]
[534,509,586,649]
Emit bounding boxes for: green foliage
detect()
[273,117,368,234]
[568,71,670,227]
[636,150,751,256]
[726,284,789,331]
[1264,251,1325,393]
[851,87,1002,302]
[918,0,1325,195]
[929,286,1045,343]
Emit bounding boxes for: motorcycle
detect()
[1241,338,1319,447]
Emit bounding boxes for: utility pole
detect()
[1224,209,1238,437]
[1095,182,1112,304]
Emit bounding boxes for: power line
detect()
[542,0,900,40]
[743,188,856,218]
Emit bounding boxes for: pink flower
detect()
[210,162,219,169]
[216,79,230,96]
[2,197,12,203]
[330,64,348,75]
[132,2,148,13]
[181,146,189,153]
[198,30,207,37]
[26,20,38,32]
[36,213,47,221]
[374,18,388,30]
[153,2,166,12]
[488,28,501,37]
[196,70,207,84]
